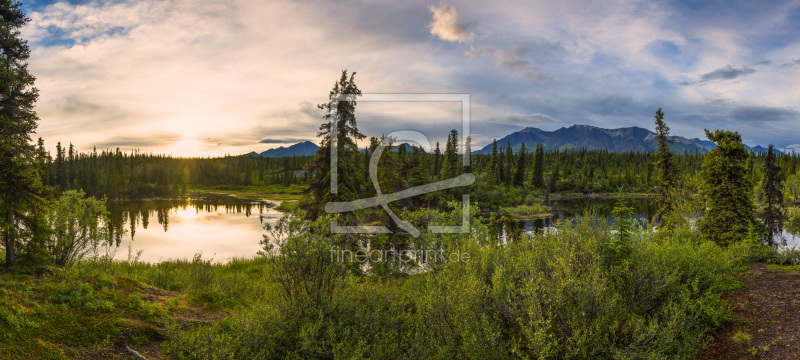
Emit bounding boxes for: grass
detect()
[0,254,276,359]
[766,264,800,271]
[275,200,300,212]
[0,215,758,359]
[0,266,184,359]
[502,203,551,217]
[160,218,744,359]
[188,184,304,200]
[732,330,753,345]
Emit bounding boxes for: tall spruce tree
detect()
[1,0,45,266]
[433,142,441,179]
[513,142,526,187]
[652,108,677,228]
[504,140,513,186]
[762,144,784,246]
[441,129,459,179]
[531,144,545,188]
[487,140,500,185]
[463,136,472,174]
[699,129,756,246]
[304,70,365,218]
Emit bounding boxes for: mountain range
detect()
[245,125,781,157]
[474,125,781,155]
[245,141,319,158]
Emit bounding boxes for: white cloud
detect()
[21,0,800,153]
[428,4,478,43]
[26,0,460,156]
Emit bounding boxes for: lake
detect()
[522,197,800,248]
[105,194,284,263]
[104,195,799,263]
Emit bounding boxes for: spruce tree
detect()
[549,162,560,191]
[699,129,756,246]
[1,0,45,266]
[531,144,545,188]
[504,140,513,186]
[513,142,526,187]
[652,108,677,228]
[463,136,472,174]
[433,142,441,179]
[762,144,784,245]
[68,143,76,188]
[441,130,459,179]
[487,140,500,185]
[304,70,365,218]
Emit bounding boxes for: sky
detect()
[19,0,800,156]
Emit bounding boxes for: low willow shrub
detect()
[165,218,741,359]
[64,254,272,308]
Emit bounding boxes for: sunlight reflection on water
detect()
[106,195,284,263]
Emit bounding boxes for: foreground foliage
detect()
[163,216,746,359]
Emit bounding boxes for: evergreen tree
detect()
[441,129,459,179]
[433,142,441,179]
[487,140,500,185]
[531,144,545,188]
[55,142,65,189]
[699,129,755,246]
[0,1,45,266]
[549,161,560,191]
[463,136,472,174]
[652,108,677,228]
[498,144,506,184]
[67,143,76,188]
[409,146,432,187]
[762,144,784,245]
[504,140,513,186]
[304,70,365,218]
[513,142,526,187]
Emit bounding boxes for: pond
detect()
[104,195,799,263]
[105,194,284,263]
[522,197,800,248]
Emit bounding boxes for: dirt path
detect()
[698,263,800,360]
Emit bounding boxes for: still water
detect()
[105,195,799,263]
[106,194,283,263]
[522,197,799,248]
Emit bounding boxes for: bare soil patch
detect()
[698,263,800,360]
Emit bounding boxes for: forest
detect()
[4,1,800,359]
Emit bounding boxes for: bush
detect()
[44,190,121,265]
[165,213,740,359]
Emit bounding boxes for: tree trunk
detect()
[5,210,14,267]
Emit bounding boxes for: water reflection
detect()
[521,197,659,232]
[521,197,800,248]
[106,194,283,263]
[105,195,800,264]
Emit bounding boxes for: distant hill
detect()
[476,125,780,154]
[248,141,319,158]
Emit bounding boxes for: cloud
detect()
[428,4,478,43]
[783,59,800,67]
[784,144,800,153]
[467,45,551,81]
[23,0,800,154]
[699,65,755,82]
[93,133,182,149]
[678,65,756,86]
[259,138,310,144]
[493,45,551,81]
[730,106,799,123]
[489,113,558,126]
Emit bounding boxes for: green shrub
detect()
[165,213,740,359]
[167,281,185,291]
